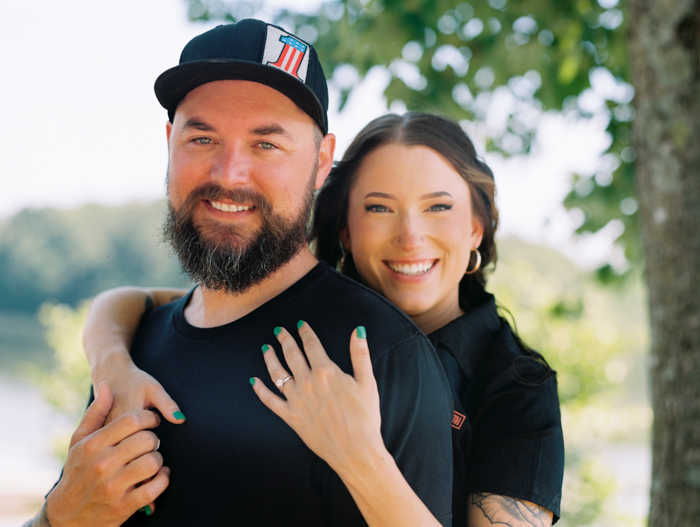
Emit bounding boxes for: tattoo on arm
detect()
[22,501,51,527]
[471,493,551,527]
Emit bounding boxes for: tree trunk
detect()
[628,0,700,525]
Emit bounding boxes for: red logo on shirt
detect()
[452,411,466,430]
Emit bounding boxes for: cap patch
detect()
[263,26,309,82]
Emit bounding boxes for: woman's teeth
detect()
[210,201,253,212]
[387,261,435,276]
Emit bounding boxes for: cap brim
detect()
[155,60,327,133]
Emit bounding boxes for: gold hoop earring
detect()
[464,249,481,275]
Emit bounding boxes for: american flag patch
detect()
[263,27,309,81]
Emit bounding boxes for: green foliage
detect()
[184,0,638,274]
[489,237,649,524]
[0,201,188,313]
[27,302,92,420]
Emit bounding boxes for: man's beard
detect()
[163,178,315,295]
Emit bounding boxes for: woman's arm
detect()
[468,493,553,526]
[250,322,444,527]
[84,286,188,424]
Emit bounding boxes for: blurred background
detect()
[0,0,656,525]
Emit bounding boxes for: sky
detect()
[0,0,617,269]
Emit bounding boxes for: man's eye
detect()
[428,204,452,211]
[260,142,276,150]
[194,137,213,144]
[365,205,389,213]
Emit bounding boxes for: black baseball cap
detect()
[155,19,329,133]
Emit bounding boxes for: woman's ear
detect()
[339,228,351,252]
[471,219,484,250]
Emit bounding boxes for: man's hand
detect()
[37,382,170,527]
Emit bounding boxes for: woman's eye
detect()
[194,137,213,145]
[428,204,452,212]
[365,204,389,213]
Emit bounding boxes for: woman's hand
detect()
[94,354,186,426]
[250,322,385,475]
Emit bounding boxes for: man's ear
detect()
[166,121,173,145]
[314,133,336,190]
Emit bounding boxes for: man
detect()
[24,19,453,526]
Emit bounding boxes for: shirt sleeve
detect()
[373,333,455,526]
[464,332,565,522]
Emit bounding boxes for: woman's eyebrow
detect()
[421,191,453,199]
[364,191,396,200]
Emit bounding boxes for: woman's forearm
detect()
[336,447,444,527]
[84,286,186,380]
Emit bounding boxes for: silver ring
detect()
[276,375,293,392]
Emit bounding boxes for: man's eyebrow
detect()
[251,124,294,140]
[182,118,216,132]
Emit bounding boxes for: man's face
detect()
[163,80,334,293]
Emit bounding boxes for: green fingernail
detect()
[249,377,255,386]
[262,344,269,353]
[297,320,304,329]
[144,505,153,516]
[274,326,282,336]
[173,411,186,421]
[357,326,367,339]
[139,508,144,513]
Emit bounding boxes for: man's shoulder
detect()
[306,266,420,325]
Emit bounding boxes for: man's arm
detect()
[22,502,51,527]
[23,382,170,527]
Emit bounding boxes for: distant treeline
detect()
[0,202,188,313]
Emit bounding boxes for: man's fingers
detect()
[131,466,170,517]
[350,327,376,387]
[113,430,161,467]
[100,410,162,448]
[70,381,114,448]
[121,450,165,489]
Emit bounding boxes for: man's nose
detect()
[393,213,426,251]
[210,144,253,186]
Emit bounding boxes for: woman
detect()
[84,113,564,526]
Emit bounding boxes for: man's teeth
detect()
[387,261,434,276]
[210,201,253,212]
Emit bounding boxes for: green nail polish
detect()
[262,344,269,353]
[356,326,367,339]
[249,377,255,386]
[297,320,304,329]
[144,505,152,516]
[139,508,144,513]
[274,326,282,336]
[173,411,186,421]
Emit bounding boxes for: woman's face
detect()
[341,143,484,334]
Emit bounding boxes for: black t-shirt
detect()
[122,262,454,526]
[428,293,564,526]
